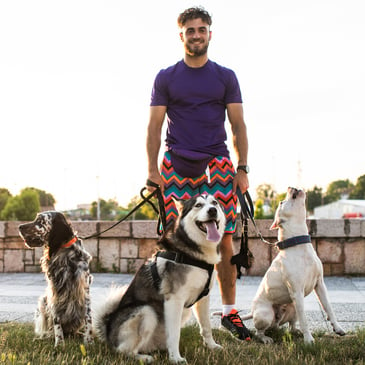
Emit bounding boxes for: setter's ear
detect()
[48,213,74,257]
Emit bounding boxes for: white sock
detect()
[222,304,236,316]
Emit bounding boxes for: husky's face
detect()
[176,194,226,243]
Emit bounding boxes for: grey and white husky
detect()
[93,194,226,364]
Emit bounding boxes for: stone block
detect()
[246,238,271,276]
[0,222,5,238]
[4,250,23,272]
[3,239,25,249]
[25,265,42,273]
[361,220,365,237]
[24,249,34,264]
[6,221,24,238]
[0,260,3,272]
[139,239,158,259]
[82,238,98,260]
[314,219,360,238]
[99,239,120,271]
[132,221,159,239]
[99,221,130,238]
[121,239,138,258]
[317,239,343,263]
[120,258,145,274]
[344,240,365,274]
[72,221,99,237]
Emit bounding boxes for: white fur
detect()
[242,187,345,344]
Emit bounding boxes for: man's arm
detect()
[226,103,249,194]
[146,105,167,192]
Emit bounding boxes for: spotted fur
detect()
[19,211,93,346]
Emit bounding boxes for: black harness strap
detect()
[150,251,214,308]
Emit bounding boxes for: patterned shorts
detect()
[160,151,238,233]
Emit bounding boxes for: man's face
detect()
[180,18,211,57]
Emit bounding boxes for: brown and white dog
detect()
[241,187,345,343]
[19,211,93,346]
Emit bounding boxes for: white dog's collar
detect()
[276,235,311,250]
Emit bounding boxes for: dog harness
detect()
[276,235,311,250]
[149,251,214,308]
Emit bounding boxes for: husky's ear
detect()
[172,196,184,214]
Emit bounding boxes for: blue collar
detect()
[276,235,311,250]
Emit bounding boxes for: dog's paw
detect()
[169,355,187,364]
[206,342,223,350]
[258,335,274,344]
[135,354,154,363]
[334,327,346,336]
[303,333,315,344]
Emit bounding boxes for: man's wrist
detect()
[237,165,250,174]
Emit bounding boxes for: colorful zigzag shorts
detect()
[160,151,238,233]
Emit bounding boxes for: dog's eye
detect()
[212,200,218,206]
[195,203,202,208]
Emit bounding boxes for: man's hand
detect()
[146,173,165,194]
[232,169,249,195]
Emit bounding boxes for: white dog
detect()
[242,187,345,343]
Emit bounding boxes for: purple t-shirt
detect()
[150,60,242,159]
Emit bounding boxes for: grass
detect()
[0,322,364,365]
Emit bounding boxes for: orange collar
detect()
[61,236,78,249]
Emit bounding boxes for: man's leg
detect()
[216,233,251,341]
[216,233,236,305]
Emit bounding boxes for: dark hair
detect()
[177,6,212,27]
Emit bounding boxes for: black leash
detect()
[230,189,254,278]
[79,181,166,240]
[231,189,275,278]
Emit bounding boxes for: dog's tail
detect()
[92,285,128,341]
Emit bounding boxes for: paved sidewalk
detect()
[0,273,364,333]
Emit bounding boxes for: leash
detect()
[79,181,166,240]
[230,189,273,279]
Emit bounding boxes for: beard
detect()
[185,41,209,57]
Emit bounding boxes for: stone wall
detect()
[1,219,364,276]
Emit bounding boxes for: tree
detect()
[306,186,323,213]
[349,174,365,199]
[0,188,12,214]
[255,184,279,218]
[324,179,354,204]
[23,187,55,208]
[254,199,265,219]
[1,189,40,220]
[90,199,120,220]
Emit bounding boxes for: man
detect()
[146,6,251,341]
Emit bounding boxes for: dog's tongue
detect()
[205,221,221,242]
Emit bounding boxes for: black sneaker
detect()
[221,309,251,341]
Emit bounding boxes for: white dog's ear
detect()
[270,220,279,230]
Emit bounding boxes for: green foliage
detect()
[324,179,354,204]
[0,189,40,221]
[349,174,365,199]
[0,189,11,213]
[254,198,265,219]
[306,186,323,213]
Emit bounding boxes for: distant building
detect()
[63,204,92,220]
[313,200,365,219]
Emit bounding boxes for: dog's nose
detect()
[208,207,217,218]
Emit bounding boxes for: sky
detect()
[0,0,364,210]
